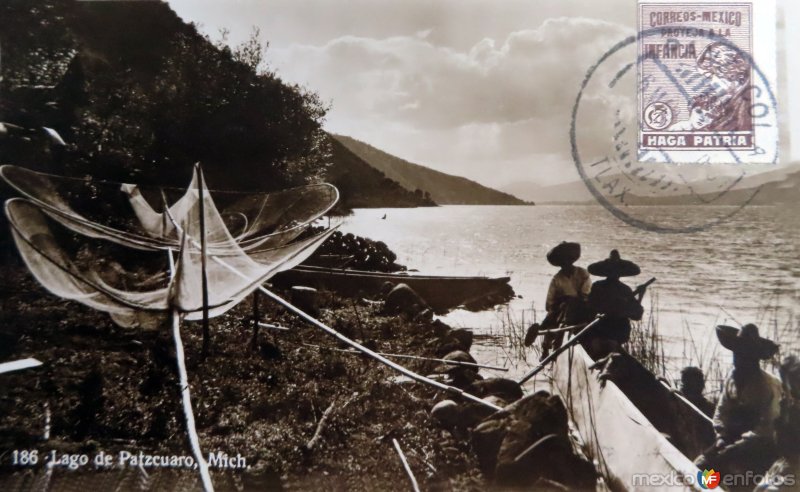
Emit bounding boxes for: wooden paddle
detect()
[659,380,714,425]
[524,321,590,345]
[518,315,605,384]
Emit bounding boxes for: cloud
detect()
[268,17,635,185]
[274,18,632,129]
[171,0,797,187]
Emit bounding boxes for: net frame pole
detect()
[250,283,500,410]
[251,290,260,350]
[196,164,211,359]
[168,247,214,492]
[392,439,421,492]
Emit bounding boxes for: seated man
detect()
[758,355,800,491]
[524,242,591,359]
[678,366,716,418]
[695,324,782,476]
[583,250,643,358]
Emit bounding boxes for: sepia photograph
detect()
[0,0,798,490]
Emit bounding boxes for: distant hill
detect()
[623,167,800,206]
[501,179,593,203]
[334,135,528,205]
[326,137,435,210]
[502,163,800,205]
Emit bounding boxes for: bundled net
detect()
[2,165,339,329]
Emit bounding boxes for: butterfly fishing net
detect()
[2,165,339,328]
[2,165,505,492]
[0,165,338,253]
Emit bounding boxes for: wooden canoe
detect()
[550,344,715,491]
[272,265,514,313]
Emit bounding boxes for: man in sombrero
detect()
[583,249,644,358]
[524,242,591,360]
[758,355,800,491]
[695,324,782,476]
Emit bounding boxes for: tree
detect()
[2,1,332,190]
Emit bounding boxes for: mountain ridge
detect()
[325,137,436,210]
[621,167,800,206]
[333,135,529,205]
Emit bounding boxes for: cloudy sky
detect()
[169,0,799,188]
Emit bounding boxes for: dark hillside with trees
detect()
[334,135,529,205]
[0,0,438,266]
[0,0,331,190]
[326,137,435,210]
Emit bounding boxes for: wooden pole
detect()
[659,380,714,425]
[197,164,211,359]
[250,284,501,410]
[302,343,508,372]
[0,358,42,374]
[392,439,421,492]
[513,433,557,463]
[533,322,590,337]
[251,291,260,350]
[168,247,214,492]
[172,309,214,491]
[258,322,289,331]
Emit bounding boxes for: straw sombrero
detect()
[547,242,581,267]
[716,324,779,360]
[587,250,640,277]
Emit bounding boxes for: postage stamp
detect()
[569,0,778,232]
[637,0,777,163]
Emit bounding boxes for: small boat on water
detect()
[272,265,514,313]
[549,343,715,491]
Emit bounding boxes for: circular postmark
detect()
[570,26,778,233]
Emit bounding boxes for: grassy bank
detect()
[0,263,485,490]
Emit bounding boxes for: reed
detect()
[491,302,540,363]
[626,291,731,400]
[757,290,799,373]
[626,290,668,377]
[474,301,549,386]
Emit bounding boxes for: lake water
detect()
[340,204,799,385]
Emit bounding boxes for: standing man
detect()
[525,241,591,359]
[695,324,782,476]
[584,249,644,358]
